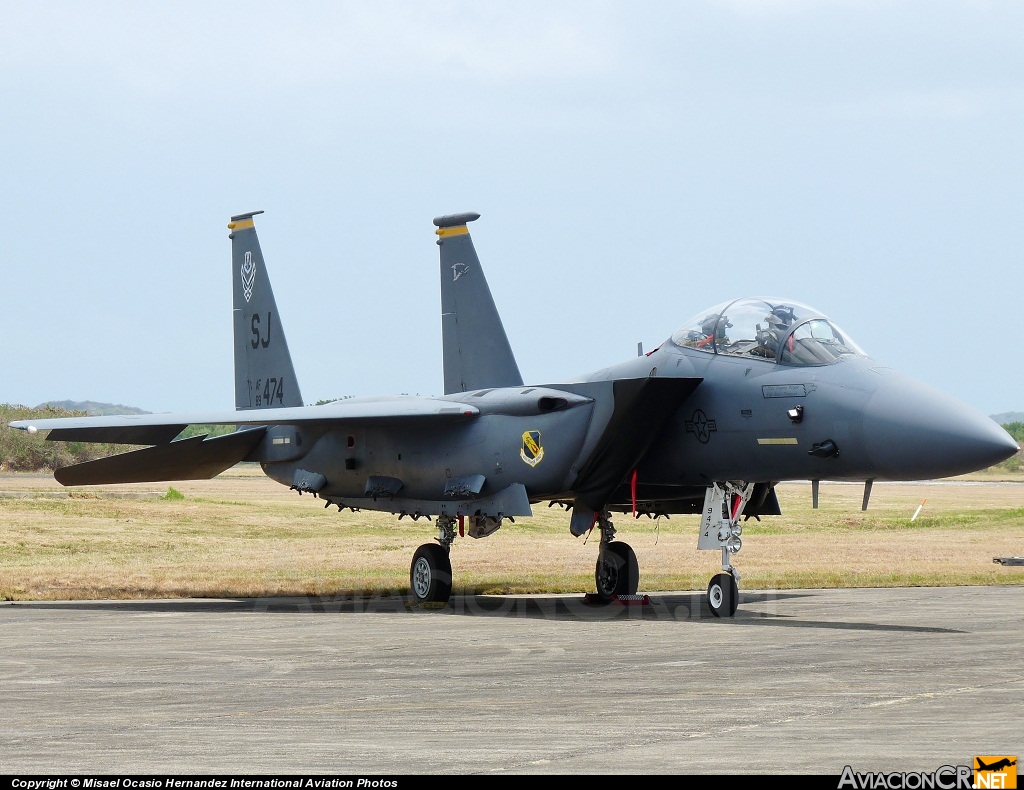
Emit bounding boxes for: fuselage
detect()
[258,341,1016,514]
[592,342,1016,485]
[257,387,599,513]
[258,296,1018,516]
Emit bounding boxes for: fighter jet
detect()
[10,211,1018,616]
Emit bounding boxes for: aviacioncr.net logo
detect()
[838,765,973,789]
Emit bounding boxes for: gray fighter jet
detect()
[11,211,1018,616]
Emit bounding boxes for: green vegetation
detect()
[176,424,236,439]
[162,487,185,500]
[1,404,236,471]
[994,421,1024,472]
[0,404,133,472]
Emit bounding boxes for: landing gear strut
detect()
[409,515,457,605]
[698,482,753,617]
[594,510,639,603]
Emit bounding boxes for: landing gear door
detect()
[698,485,722,550]
[697,481,754,550]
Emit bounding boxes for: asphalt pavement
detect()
[1,586,1021,775]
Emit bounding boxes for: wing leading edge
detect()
[10,397,481,444]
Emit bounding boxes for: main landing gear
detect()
[409,515,456,605]
[410,543,452,605]
[594,510,639,603]
[698,482,753,617]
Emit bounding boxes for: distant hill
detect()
[992,412,1024,425]
[39,400,149,416]
[38,400,234,441]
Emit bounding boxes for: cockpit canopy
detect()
[670,297,865,366]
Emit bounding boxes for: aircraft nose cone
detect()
[862,377,1019,479]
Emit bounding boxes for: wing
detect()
[9,396,479,444]
[10,396,481,486]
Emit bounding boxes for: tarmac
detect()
[1,585,1021,775]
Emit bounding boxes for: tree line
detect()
[0,404,233,472]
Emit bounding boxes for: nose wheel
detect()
[707,572,738,618]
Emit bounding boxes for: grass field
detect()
[1,465,1022,600]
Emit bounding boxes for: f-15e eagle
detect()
[11,211,1018,616]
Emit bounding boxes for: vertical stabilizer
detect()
[434,212,523,394]
[228,211,304,410]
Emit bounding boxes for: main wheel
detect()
[594,541,640,603]
[410,543,452,605]
[707,572,738,617]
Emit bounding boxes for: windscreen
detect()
[671,298,865,365]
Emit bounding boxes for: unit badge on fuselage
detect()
[520,430,544,467]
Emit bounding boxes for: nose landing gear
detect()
[698,482,753,617]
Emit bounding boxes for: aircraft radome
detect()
[11,211,1019,616]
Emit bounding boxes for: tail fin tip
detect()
[433,212,480,228]
[230,209,265,222]
[228,210,265,235]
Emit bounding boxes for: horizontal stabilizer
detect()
[54,428,267,486]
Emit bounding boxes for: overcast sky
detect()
[2,1,1022,417]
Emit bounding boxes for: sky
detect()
[1,1,1022,417]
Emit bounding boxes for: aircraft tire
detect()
[410,543,453,606]
[707,572,738,617]
[594,541,640,603]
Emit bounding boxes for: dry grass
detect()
[1,466,1022,600]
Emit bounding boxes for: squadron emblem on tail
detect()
[241,251,256,303]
